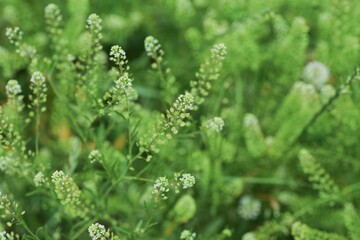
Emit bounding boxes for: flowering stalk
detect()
[144,36,178,104]
[190,43,227,107]
[139,92,194,158]
[28,72,47,155]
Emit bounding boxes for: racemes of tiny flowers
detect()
[86,13,103,53]
[89,149,102,164]
[28,71,47,155]
[152,173,196,201]
[204,116,225,132]
[6,26,37,61]
[5,80,24,114]
[77,13,103,85]
[34,172,46,187]
[179,173,196,189]
[109,45,128,75]
[191,43,227,106]
[237,195,261,220]
[5,27,23,46]
[0,107,27,162]
[144,36,177,103]
[101,45,136,111]
[152,177,170,201]
[6,80,22,98]
[0,192,26,230]
[0,231,20,240]
[139,92,194,156]
[88,223,109,240]
[44,4,63,35]
[145,36,163,61]
[88,223,120,240]
[180,230,196,240]
[28,72,47,115]
[51,170,81,207]
[44,3,64,57]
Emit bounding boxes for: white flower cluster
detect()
[0,191,20,223]
[34,172,46,187]
[237,195,261,220]
[139,92,194,154]
[191,43,227,106]
[29,71,47,111]
[180,230,196,240]
[243,113,259,127]
[0,231,20,240]
[152,177,170,200]
[242,232,257,240]
[0,156,14,171]
[44,3,63,34]
[5,80,22,98]
[109,45,128,72]
[102,46,136,110]
[17,44,37,60]
[87,14,102,34]
[5,26,37,61]
[204,116,225,132]
[51,170,81,206]
[210,43,227,60]
[302,61,329,88]
[113,74,133,98]
[5,27,23,46]
[152,173,196,201]
[86,13,103,52]
[179,173,196,189]
[89,149,102,164]
[144,36,163,60]
[88,223,109,240]
[163,92,194,136]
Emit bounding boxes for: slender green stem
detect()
[122,176,153,182]
[18,218,40,240]
[127,97,132,160]
[35,106,40,156]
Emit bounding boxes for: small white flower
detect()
[34,172,46,187]
[205,116,224,132]
[88,149,102,164]
[302,61,330,87]
[210,43,227,60]
[176,92,195,111]
[88,223,109,240]
[152,176,170,200]
[144,36,162,58]
[180,230,196,240]
[113,74,133,96]
[45,3,62,29]
[5,79,22,97]
[243,114,258,127]
[179,173,196,189]
[86,14,102,33]
[110,45,126,63]
[5,27,23,45]
[30,71,46,85]
[237,195,261,220]
[242,232,257,240]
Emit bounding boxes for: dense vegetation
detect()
[0,0,360,239]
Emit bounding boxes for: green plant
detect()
[0,0,360,239]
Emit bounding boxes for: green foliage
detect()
[0,0,360,239]
[292,221,347,240]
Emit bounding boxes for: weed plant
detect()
[0,0,360,239]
